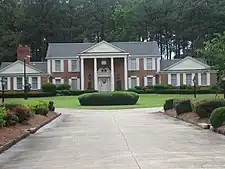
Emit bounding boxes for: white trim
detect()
[198,73,201,86]
[156,58,160,72]
[164,56,210,70]
[111,57,115,91]
[77,78,80,90]
[69,77,80,90]
[177,73,180,86]
[81,58,84,90]
[60,60,64,72]
[152,58,156,70]
[183,73,186,85]
[136,58,139,70]
[13,77,17,90]
[207,72,210,85]
[191,73,195,86]
[47,60,51,74]
[94,58,98,90]
[80,40,127,54]
[144,77,147,86]
[153,77,156,85]
[52,79,56,84]
[68,60,72,72]
[143,58,147,70]
[124,56,128,90]
[136,77,140,86]
[79,54,129,58]
[61,79,64,84]
[168,74,171,85]
[54,77,62,85]
[69,79,72,89]
[52,60,55,72]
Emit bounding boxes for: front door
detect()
[98,77,110,92]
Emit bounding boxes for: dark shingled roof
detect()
[0,61,47,73]
[46,41,161,58]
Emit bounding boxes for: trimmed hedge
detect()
[56,84,71,90]
[210,107,225,128]
[0,92,56,98]
[195,99,225,118]
[78,91,139,106]
[41,83,56,93]
[163,99,175,111]
[56,90,98,96]
[175,99,192,115]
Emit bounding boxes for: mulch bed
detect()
[0,111,58,147]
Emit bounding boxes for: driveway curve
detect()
[1,108,225,169]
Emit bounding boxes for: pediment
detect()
[0,61,42,74]
[165,57,210,71]
[81,41,126,53]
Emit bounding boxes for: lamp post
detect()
[193,74,197,98]
[1,77,7,104]
[24,55,30,100]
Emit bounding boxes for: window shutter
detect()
[183,73,186,85]
[177,73,180,86]
[128,59,131,70]
[143,58,147,70]
[52,60,55,72]
[77,78,80,90]
[61,79,64,84]
[207,73,210,85]
[7,77,11,90]
[136,77,140,86]
[156,58,160,72]
[198,73,201,86]
[153,77,156,85]
[144,77,147,86]
[136,58,139,70]
[168,74,171,85]
[60,60,64,72]
[68,60,72,72]
[37,77,41,89]
[77,60,80,72]
[152,58,156,70]
[128,77,131,88]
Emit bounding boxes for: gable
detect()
[0,61,42,74]
[165,57,210,71]
[81,41,126,53]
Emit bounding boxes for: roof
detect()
[160,57,210,71]
[46,41,160,58]
[0,61,47,73]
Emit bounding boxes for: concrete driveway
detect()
[1,108,225,169]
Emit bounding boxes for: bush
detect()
[28,100,49,116]
[56,90,71,96]
[70,90,98,96]
[33,106,48,116]
[56,84,71,90]
[4,112,19,126]
[0,107,7,127]
[0,91,56,98]
[153,84,170,90]
[12,106,31,123]
[78,91,139,106]
[210,107,225,128]
[195,99,225,118]
[135,86,143,90]
[127,88,145,94]
[41,83,56,93]
[175,99,192,115]
[4,103,23,110]
[144,85,154,89]
[163,99,175,111]
[180,85,193,89]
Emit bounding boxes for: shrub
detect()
[127,88,145,94]
[56,83,71,90]
[41,83,56,93]
[195,99,225,118]
[4,112,19,126]
[0,107,7,127]
[210,107,225,128]
[153,84,170,90]
[78,91,139,106]
[29,100,48,116]
[144,85,154,89]
[12,106,31,123]
[4,103,23,110]
[135,86,143,90]
[180,85,193,89]
[0,91,56,98]
[56,90,71,96]
[70,90,98,96]
[163,99,175,111]
[175,99,192,115]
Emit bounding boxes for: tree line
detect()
[0,0,225,62]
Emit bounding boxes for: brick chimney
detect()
[16,44,31,64]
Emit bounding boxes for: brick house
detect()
[0,41,217,91]
[0,45,49,91]
[46,40,217,92]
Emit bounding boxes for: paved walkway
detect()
[1,108,225,169]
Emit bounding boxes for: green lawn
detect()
[5,94,222,110]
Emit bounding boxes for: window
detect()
[17,77,23,89]
[31,77,38,89]
[201,73,207,85]
[186,74,192,85]
[171,74,177,86]
[131,77,137,88]
[147,77,153,85]
[130,59,136,70]
[55,79,61,85]
[146,58,152,70]
[71,60,77,72]
[71,79,78,90]
[55,60,61,72]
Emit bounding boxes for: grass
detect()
[4,94,222,110]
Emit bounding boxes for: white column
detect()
[7,77,11,90]
[207,72,210,85]
[177,73,180,86]
[168,74,171,85]
[37,76,41,89]
[124,56,128,90]
[183,73,186,85]
[156,57,160,72]
[94,58,98,90]
[191,73,195,86]
[111,57,115,91]
[47,60,51,74]
[198,73,201,86]
[81,58,84,90]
